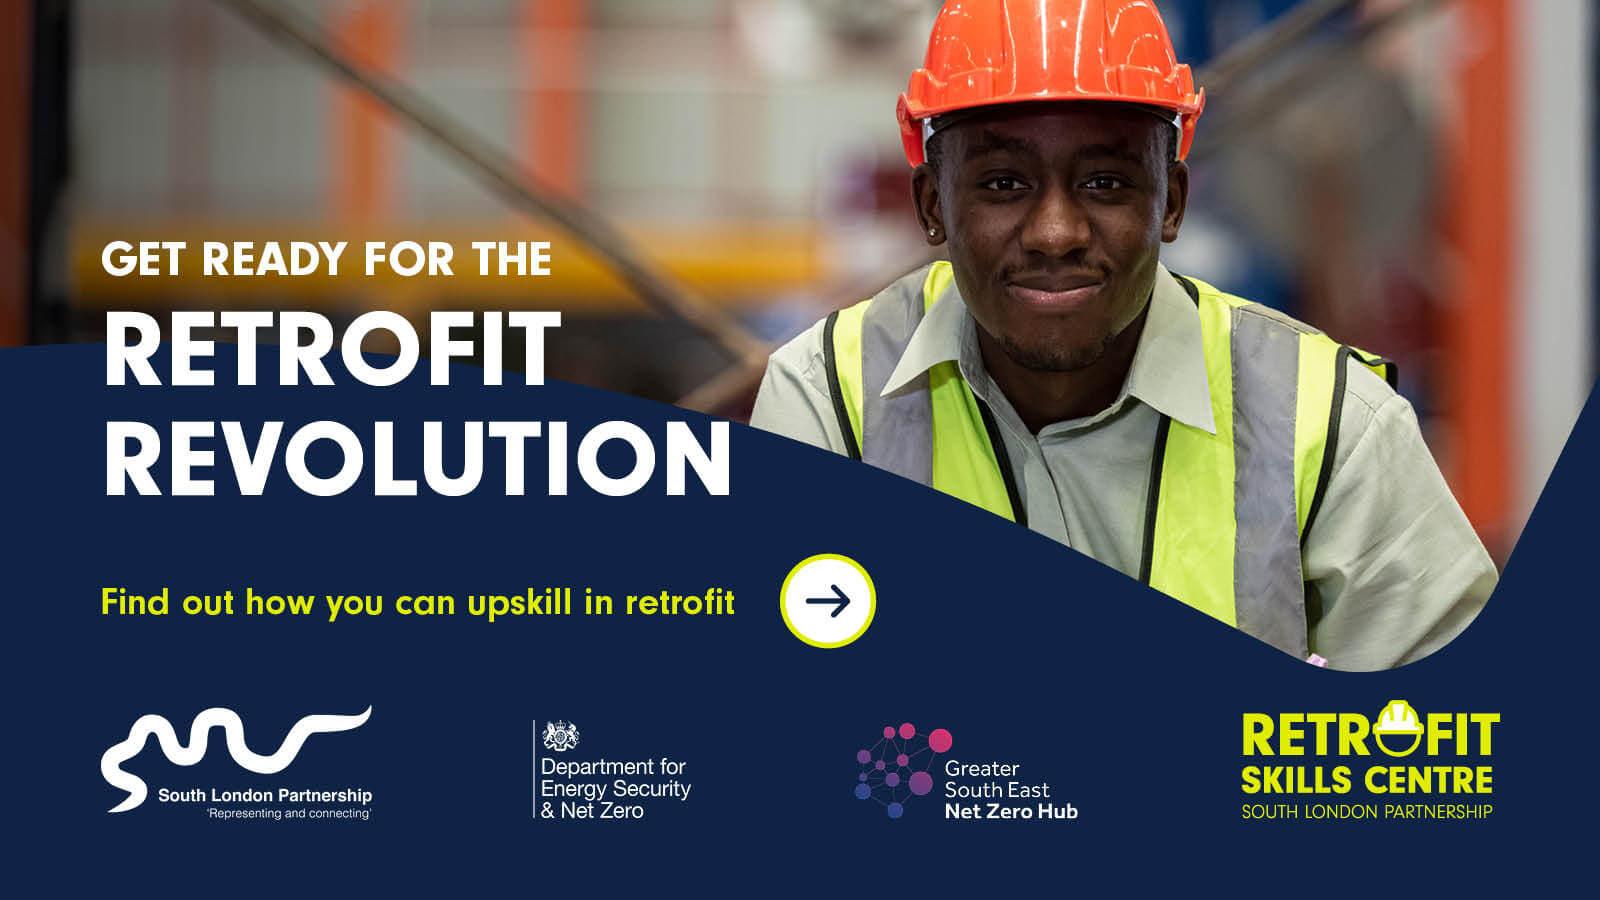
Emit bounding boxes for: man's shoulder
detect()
[766,315,829,381]
[1341,357,1401,417]
[1184,274,1327,338]
[1185,275,1405,435]
[766,263,941,374]
[1185,274,1397,389]
[753,265,946,452]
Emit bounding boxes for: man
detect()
[750,0,1495,670]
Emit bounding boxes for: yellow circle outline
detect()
[779,553,876,649]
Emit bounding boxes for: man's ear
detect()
[911,164,946,245]
[1162,160,1189,243]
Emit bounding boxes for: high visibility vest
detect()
[822,262,1396,657]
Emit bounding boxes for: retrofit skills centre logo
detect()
[1241,699,1500,822]
[853,722,1077,823]
[100,706,375,822]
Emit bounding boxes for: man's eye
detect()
[1082,175,1129,191]
[979,176,1029,192]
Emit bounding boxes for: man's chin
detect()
[998,334,1112,373]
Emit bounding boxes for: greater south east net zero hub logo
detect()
[854,723,953,819]
[1241,700,1500,821]
[854,723,1077,822]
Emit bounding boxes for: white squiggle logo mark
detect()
[100,706,372,813]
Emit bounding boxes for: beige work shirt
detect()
[750,264,1497,670]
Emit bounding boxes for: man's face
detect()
[915,103,1188,372]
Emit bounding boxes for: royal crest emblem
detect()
[542,720,580,752]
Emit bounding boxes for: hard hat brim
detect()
[898,90,1205,167]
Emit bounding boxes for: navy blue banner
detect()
[3,344,1590,893]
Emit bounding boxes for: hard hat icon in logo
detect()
[1373,700,1423,757]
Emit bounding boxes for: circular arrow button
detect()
[779,553,876,649]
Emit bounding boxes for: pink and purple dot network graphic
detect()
[854,723,953,819]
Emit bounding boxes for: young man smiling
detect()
[750,0,1495,670]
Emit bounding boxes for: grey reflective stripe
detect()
[860,266,936,484]
[1228,305,1308,658]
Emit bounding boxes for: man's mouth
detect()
[1003,274,1104,310]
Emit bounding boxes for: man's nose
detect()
[1018,182,1091,258]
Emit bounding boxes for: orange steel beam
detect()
[521,0,586,198]
[0,0,30,345]
[1442,0,1514,549]
[331,2,403,221]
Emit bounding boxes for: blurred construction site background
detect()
[2,0,1594,561]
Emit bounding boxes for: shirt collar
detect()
[880,262,1216,435]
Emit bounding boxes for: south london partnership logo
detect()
[543,720,580,752]
[99,706,372,812]
[855,722,954,819]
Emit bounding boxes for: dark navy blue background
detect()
[2,344,1588,893]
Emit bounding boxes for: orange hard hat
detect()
[898,0,1206,166]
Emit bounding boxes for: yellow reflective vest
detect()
[823,262,1395,657]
